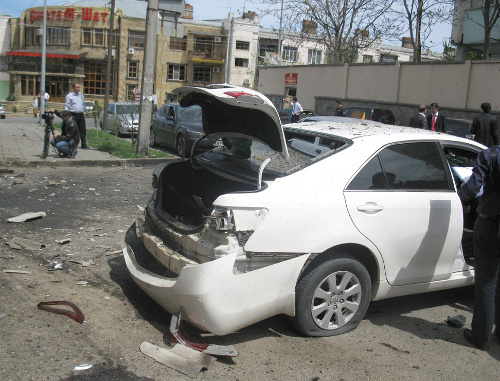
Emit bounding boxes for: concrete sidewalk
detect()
[0,116,166,167]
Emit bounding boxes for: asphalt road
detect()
[0,165,499,381]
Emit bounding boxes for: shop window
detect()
[82,29,92,45]
[169,37,186,51]
[126,85,137,102]
[25,27,41,46]
[308,49,322,64]
[283,47,298,62]
[235,58,249,67]
[194,37,213,56]
[167,64,186,81]
[47,27,70,45]
[193,66,211,83]
[236,40,250,50]
[128,61,139,78]
[21,75,39,96]
[128,31,145,48]
[94,29,105,46]
[84,61,114,96]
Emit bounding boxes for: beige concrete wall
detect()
[258,61,500,113]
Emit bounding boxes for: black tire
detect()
[149,128,157,147]
[290,256,371,337]
[176,134,185,157]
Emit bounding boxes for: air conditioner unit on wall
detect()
[128,48,135,55]
[36,29,43,36]
[214,36,222,43]
[243,79,250,85]
[212,67,220,73]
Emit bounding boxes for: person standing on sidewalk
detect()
[426,102,446,132]
[32,97,38,118]
[471,102,498,147]
[459,144,500,351]
[65,83,88,148]
[408,104,428,129]
[290,97,303,123]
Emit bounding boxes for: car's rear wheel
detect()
[149,128,157,147]
[290,256,371,337]
[176,134,185,157]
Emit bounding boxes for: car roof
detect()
[286,120,485,147]
[300,116,382,125]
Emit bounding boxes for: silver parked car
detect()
[99,102,139,136]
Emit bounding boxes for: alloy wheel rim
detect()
[310,270,361,330]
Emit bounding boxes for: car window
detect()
[157,105,167,117]
[347,142,449,191]
[176,105,202,122]
[347,156,385,190]
[379,142,449,190]
[442,145,479,187]
[116,104,140,115]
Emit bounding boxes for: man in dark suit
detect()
[471,102,499,147]
[427,102,446,132]
[408,104,428,129]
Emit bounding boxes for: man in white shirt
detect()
[291,96,303,123]
[65,83,88,148]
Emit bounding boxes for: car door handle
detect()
[357,203,384,213]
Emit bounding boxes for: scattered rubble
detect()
[7,212,46,223]
[140,342,216,378]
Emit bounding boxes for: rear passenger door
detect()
[344,141,463,286]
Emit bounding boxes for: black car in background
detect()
[279,108,315,124]
[150,103,218,157]
[344,106,396,125]
[445,118,474,139]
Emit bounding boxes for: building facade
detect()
[7,0,226,105]
[4,1,444,106]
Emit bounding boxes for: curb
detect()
[0,157,173,168]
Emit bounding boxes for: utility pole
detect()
[103,0,116,132]
[136,0,159,156]
[39,0,47,122]
[277,0,284,55]
[225,14,234,84]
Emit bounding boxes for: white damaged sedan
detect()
[123,84,483,337]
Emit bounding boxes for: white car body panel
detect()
[123,85,488,336]
[345,191,463,285]
[123,240,309,335]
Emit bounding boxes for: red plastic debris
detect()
[37,300,85,324]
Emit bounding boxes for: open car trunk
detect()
[152,160,257,233]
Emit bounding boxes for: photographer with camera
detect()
[50,110,80,158]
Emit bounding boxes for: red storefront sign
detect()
[29,8,108,24]
[285,73,297,85]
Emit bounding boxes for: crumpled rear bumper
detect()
[122,221,309,335]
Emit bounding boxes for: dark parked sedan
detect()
[344,106,396,125]
[150,103,217,156]
[445,118,474,139]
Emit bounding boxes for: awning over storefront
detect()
[6,50,82,59]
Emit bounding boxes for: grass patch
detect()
[86,128,173,159]
[51,124,172,158]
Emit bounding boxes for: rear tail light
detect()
[224,91,264,105]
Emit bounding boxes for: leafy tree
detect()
[389,0,453,62]
[256,0,395,64]
[480,0,500,60]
